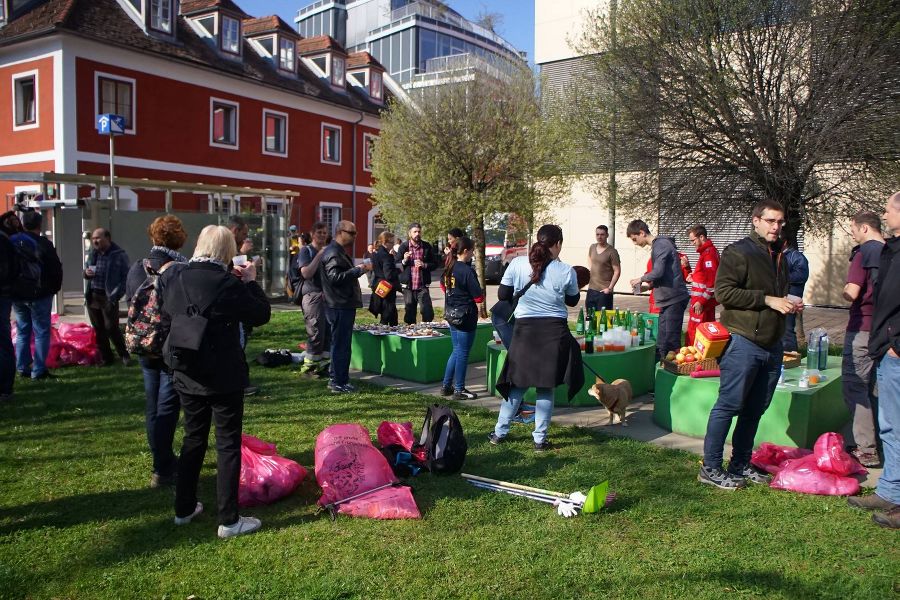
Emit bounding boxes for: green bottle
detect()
[638,313,646,345]
[598,308,607,333]
[585,315,594,354]
[576,308,585,335]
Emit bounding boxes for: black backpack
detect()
[417,404,467,474]
[9,233,42,300]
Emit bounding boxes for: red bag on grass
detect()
[814,432,867,476]
[770,454,860,496]
[238,434,307,507]
[376,421,415,451]
[57,322,102,366]
[314,423,420,519]
[751,442,813,475]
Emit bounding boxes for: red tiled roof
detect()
[1,0,385,115]
[297,35,346,56]
[0,0,76,42]
[180,0,247,17]
[242,15,297,38]
[347,51,384,71]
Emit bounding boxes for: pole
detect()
[109,134,118,209]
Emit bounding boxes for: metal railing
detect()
[389,1,519,54]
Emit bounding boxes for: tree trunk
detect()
[472,215,489,318]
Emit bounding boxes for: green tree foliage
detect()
[371,67,575,300]
[565,0,899,243]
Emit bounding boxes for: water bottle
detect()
[818,333,829,371]
[806,331,819,370]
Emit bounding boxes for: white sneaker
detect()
[217,516,262,539]
[173,502,203,525]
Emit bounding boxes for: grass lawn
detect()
[0,311,896,599]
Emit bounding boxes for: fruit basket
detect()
[662,357,718,375]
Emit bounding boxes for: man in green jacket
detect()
[699,199,803,489]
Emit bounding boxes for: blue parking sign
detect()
[96,114,126,135]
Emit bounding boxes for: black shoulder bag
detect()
[163,271,223,372]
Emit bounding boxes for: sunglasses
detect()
[341,229,358,236]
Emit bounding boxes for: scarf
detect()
[151,245,188,263]
[190,256,229,271]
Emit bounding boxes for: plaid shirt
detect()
[408,240,425,290]
[91,249,111,291]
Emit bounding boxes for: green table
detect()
[653,357,849,448]
[485,341,657,406]
[350,323,494,383]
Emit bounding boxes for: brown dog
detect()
[587,376,632,425]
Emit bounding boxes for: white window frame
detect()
[362,132,377,172]
[261,109,288,157]
[318,202,343,236]
[94,71,137,134]
[193,12,217,37]
[209,97,239,150]
[12,70,39,131]
[321,122,342,165]
[278,37,296,73]
[149,0,173,34]
[331,56,346,86]
[221,15,241,55]
[370,70,383,101]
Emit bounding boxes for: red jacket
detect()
[689,239,720,308]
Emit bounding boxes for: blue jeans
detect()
[703,334,782,470]
[657,298,689,362]
[586,289,614,311]
[13,295,53,377]
[140,357,180,476]
[443,326,476,391]
[782,313,799,352]
[0,298,14,395]
[875,354,900,504]
[494,386,554,443]
[326,307,356,386]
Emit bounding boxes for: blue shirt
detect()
[501,256,578,319]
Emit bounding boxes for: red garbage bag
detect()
[376,421,415,451]
[751,442,813,475]
[814,432,867,476]
[238,434,307,507]
[770,454,860,496]
[314,423,420,519]
[57,322,102,366]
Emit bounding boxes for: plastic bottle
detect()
[818,333,829,371]
[575,308,585,336]
[777,364,784,385]
[799,369,810,389]
[806,332,819,371]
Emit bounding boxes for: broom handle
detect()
[461,473,569,499]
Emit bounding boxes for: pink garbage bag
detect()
[314,423,420,519]
[376,421,415,451]
[770,454,860,496]
[238,434,307,507]
[751,442,813,475]
[57,322,102,366]
[814,432,867,476]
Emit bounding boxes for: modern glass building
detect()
[295,0,526,87]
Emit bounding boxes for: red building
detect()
[0,0,389,255]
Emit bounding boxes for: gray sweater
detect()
[641,236,689,308]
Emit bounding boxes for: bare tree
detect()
[475,9,504,33]
[565,0,899,243]
[371,67,576,314]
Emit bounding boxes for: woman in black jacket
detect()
[161,225,271,539]
[125,215,189,489]
[440,237,483,400]
[369,231,401,326]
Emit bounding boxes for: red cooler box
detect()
[694,322,730,360]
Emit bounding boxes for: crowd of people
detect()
[1,191,897,534]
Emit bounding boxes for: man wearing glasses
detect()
[319,221,373,393]
[698,199,802,490]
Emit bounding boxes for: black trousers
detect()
[403,287,434,324]
[175,390,244,526]
[86,290,129,363]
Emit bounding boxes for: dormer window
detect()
[331,56,345,87]
[279,38,295,72]
[370,71,383,101]
[150,0,172,34]
[221,15,241,54]
[256,36,274,55]
[195,14,215,36]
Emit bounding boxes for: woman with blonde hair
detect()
[125,214,189,488]
[161,224,271,539]
[369,230,401,325]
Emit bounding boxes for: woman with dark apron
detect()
[490,225,583,452]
